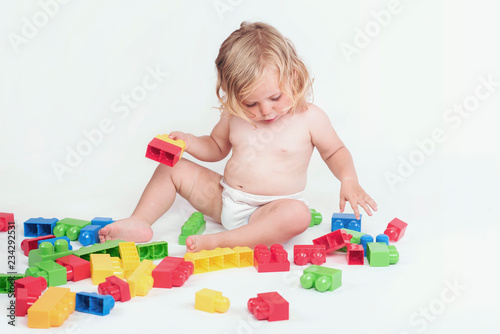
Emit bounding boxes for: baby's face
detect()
[241,67,292,123]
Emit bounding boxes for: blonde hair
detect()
[215,21,312,123]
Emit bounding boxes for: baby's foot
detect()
[185,234,219,252]
[98,217,153,243]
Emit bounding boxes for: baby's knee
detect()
[286,201,311,233]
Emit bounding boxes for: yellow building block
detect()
[234,246,253,267]
[119,242,140,278]
[28,287,75,328]
[90,254,114,285]
[111,256,124,279]
[184,247,253,274]
[195,288,229,313]
[156,134,186,156]
[127,260,156,297]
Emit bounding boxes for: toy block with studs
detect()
[195,288,230,313]
[0,273,25,294]
[293,245,326,266]
[78,225,101,246]
[73,239,123,261]
[300,265,342,292]
[376,234,389,245]
[0,212,14,232]
[21,235,55,256]
[55,255,91,282]
[75,292,115,316]
[91,217,114,228]
[14,276,47,298]
[23,217,58,237]
[248,292,289,321]
[28,240,73,267]
[37,236,73,250]
[25,260,67,287]
[366,242,399,267]
[346,244,364,265]
[136,241,169,261]
[127,260,156,297]
[340,228,367,244]
[360,234,374,256]
[146,134,186,167]
[27,287,75,328]
[313,230,351,253]
[152,257,194,288]
[384,218,408,242]
[309,208,322,227]
[179,212,206,245]
[119,242,141,278]
[53,218,91,241]
[254,244,290,273]
[98,276,131,302]
[331,213,362,232]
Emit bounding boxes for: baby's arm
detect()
[170,114,232,162]
[309,106,377,219]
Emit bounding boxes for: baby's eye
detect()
[245,103,256,108]
[271,94,282,102]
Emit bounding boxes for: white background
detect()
[0,1,498,333]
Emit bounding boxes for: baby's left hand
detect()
[339,179,377,219]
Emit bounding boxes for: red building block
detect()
[312,230,351,253]
[14,276,47,298]
[0,212,14,232]
[254,244,290,273]
[248,292,289,321]
[98,276,131,302]
[293,245,327,266]
[15,288,40,317]
[20,235,56,256]
[55,255,90,282]
[152,256,194,288]
[346,244,364,265]
[384,218,408,242]
[145,135,186,167]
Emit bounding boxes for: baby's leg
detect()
[185,199,311,252]
[99,159,223,243]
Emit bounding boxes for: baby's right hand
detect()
[169,131,191,151]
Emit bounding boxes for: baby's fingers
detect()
[365,195,378,212]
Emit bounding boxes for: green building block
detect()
[28,240,73,267]
[300,265,342,292]
[53,218,91,241]
[73,239,124,261]
[340,228,367,244]
[25,260,67,287]
[367,242,399,267]
[136,241,169,261]
[309,209,322,227]
[0,274,25,294]
[179,212,206,245]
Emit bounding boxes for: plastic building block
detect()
[91,217,114,228]
[184,247,252,274]
[136,241,169,261]
[146,134,186,167]
[23,217,58,237]
[309,208,322,227]
[119,242,141,278]
[300,265,342,292]
[346,244,364,265]
[127,259,155,297]
[179,212,206,245]
[367,242,399,267]
[248,292,289,321]
[28,240,73,267]
[90,254,114,285]
[331,213,362,232]
[73,239,123,261]
[15,287,39,316]
[254,244,290,273]
[360,234,374,257]
[0,212,14,232]
[27,287,75,328]
[0,274,24,294]
[21,235,55,256]
[293,245,326,266]
[376,234,389,245]
[78,225,101,246]
[76,292,115,316]
[152,257,194,288]
[110,257,125,279]
[384,218,408,242]
[233,246,254,267]
[195,288,230,313]
[55,255,91,282]
[14,276,47,298]
[312,230,351,253]
[98,276,131,302]
[340,228,367,244]
[37,236,73,250]
[53,218,91,241]
[26,260,67,287]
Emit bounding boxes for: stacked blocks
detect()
[293,245,326,266]
[300,265,342,292]
[195,289,230,313]
[76,292,115,316]
[309,208,322,227]
[25,260,67,287]
[179,212,206,245]
[184,247,253,274]
[248,292,289,321]
[384,218,408,241]
[78,225,101,246]
[127,260,156,297]
[146,134,186,167]
[313,230,351,253]
[367,243,399,267]
[55,255,91,282]
[331,213,362,232]
[21,235,55,256]
[152,257,194,288]
[254,244,290,273]
[136,241,169,261]
[53,218,91,241]
[27,287,76,328]
[98,276,131,302]
[119,242,140,278]
[28,240,73,267]
[0,212,14,232]
[24,218,58,237]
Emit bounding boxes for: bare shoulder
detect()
[298,103,334,130]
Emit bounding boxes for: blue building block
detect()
[331,213,362,232]
[79,225,101,246]
[376,234,389,245]
[75,292,115,316]
[37,236,73,250]
[91,217,114,228]
[24,218,58,237]
[360,234,374,257]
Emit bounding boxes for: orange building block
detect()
[27,287,75,328]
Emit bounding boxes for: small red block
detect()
[152,257,194,288]
[254,244,290,273]
[384,218,408,242]
[55,255,90,282]
[0,212,14,232]
[15,288,40,317]
[313,230,351,253]
[98,275,131,302]
[20,235,55,256]
[346,244,364,265]
[146,137,183,167]
[14,276,47,298]
[248,292,289,321]
[293,245,327,266]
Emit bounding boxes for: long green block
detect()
[28,240,73,267]
[0,274,25,294]
[53,218,91,241]
[309,209,322,227]
[136,241,168,260]
[26,260,67,287]
[73,239,124,261]
[179,212,206,245]
[300,265,342,292]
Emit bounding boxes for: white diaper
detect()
[220,178,308,230]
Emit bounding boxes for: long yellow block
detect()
[28,287,75,328]
[127,260,156,297]
[119,242,140,276]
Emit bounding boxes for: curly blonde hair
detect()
[215,22,312,123]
